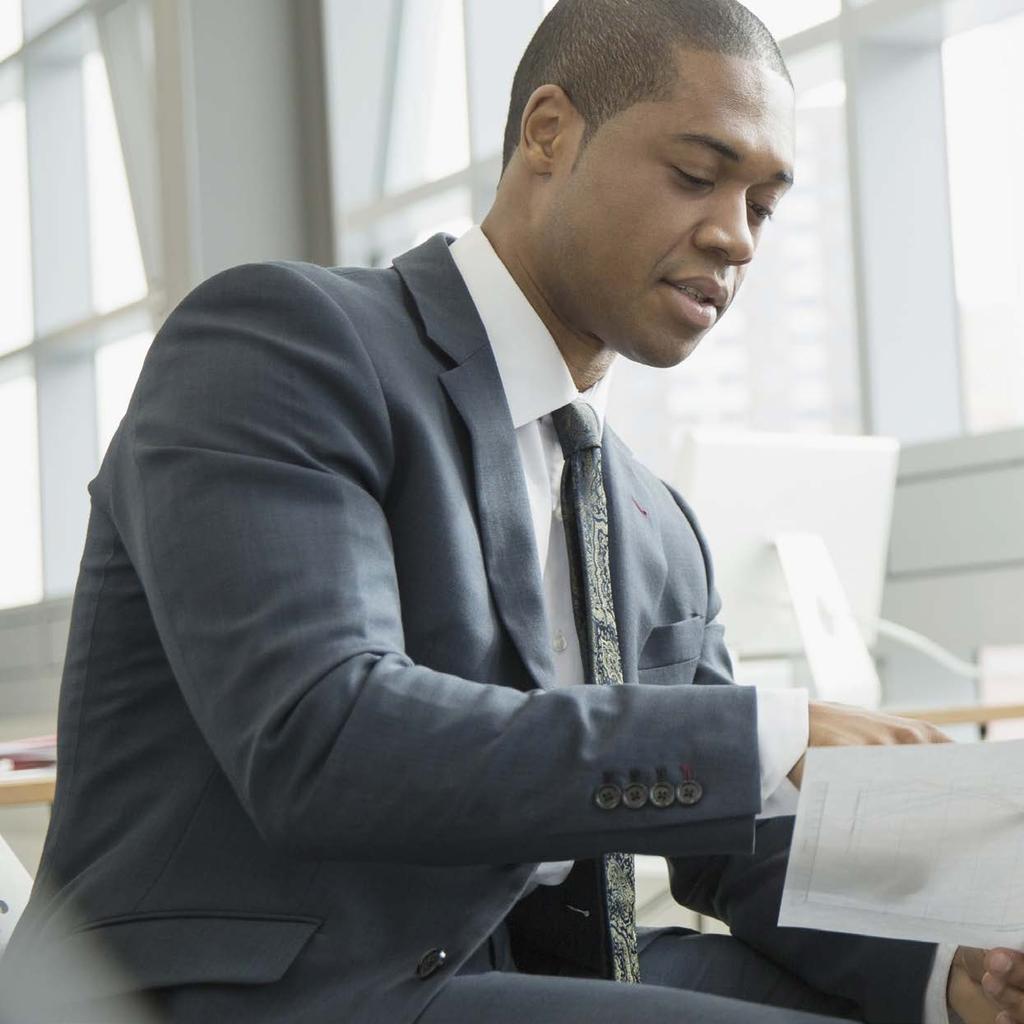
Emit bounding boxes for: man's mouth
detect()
[661,281,720,330]
[663,276,728,311]
[671,283,714,306]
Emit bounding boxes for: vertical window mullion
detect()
[24,14,99,596]
[842,13,963,441]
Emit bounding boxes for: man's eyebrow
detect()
[669,132,795,186]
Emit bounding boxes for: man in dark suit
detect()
[3,0,1020,1021]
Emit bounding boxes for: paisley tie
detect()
[551,400,640,985]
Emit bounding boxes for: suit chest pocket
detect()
[637,616,705,686]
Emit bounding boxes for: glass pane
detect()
[385,0,470,194]
[343,187,472,268]
[83,50,147,315]
[742,0,841,40]
[21,0,81,39]
[95,331,151,455]
[542,0,839,39]
[0,0,22,60]
[944,15,1024,434]
[22,15,95,337]
[0,375,43,610]
[0,88,33,355]
[608,46,859,478]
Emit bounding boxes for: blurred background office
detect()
[0,0,1022,892]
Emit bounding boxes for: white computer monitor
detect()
[669,430,900,706]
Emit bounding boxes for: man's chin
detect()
[626,332,705,369]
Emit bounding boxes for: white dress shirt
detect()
[447,225,950,1019]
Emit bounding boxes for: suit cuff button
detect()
[594,783,622,810]
[676,780,704,806]
[650,781,676,808]
[622,783,649,809]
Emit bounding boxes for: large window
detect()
[4,0,1024,617]
[0,1,22,60]
[944,14,1024,434]
[740,0,840,40]
[0,75,32,355]
[94,330,151,454]
[326,0,478,268]
[385,0,469,195]
[0,0,156,609]
[0,375,42,609]
[83,48,146,315]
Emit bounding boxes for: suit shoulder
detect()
[126,259,397,487]
[179,259,408,324]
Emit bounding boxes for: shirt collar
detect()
[449,225,612,431]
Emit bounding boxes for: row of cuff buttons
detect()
[594,779,703,811]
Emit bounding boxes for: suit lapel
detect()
[440,354,555,691]
[393,234,555,691]
[602,430,668,684]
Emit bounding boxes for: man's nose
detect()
[692,195,756,266]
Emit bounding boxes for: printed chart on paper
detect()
[779,739,1024,948]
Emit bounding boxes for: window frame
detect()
[0,0,162,605]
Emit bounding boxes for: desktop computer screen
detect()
[669,430,900,706]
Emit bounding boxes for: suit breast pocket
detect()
[637,616,705,686]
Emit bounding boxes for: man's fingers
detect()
[893,720,952,744]
[808,702,954,752]
[953,948,1024,1022]
[981,971,1024,1020]
[988,950,1024,987]
[958,946,989,983]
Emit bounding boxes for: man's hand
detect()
[787,701,951,788]
[950,947,1024,1023]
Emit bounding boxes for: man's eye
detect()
[674,168,713,189]
[749,203,775,223]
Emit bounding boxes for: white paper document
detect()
[779,739,1024,949]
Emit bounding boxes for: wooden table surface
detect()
[896,702,1024,727]
[0,768,56,807]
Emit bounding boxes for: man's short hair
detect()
[501,0,791,175]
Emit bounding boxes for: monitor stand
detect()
[775,532,882,709]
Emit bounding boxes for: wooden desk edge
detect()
[893,703,1024,727]
[0,769,57,807]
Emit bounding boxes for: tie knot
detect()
[551,401,602,459]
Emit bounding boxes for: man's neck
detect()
[479,218,615,393]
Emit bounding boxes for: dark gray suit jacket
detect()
[0,234,936,1023]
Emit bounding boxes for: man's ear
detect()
[519,84,580,176]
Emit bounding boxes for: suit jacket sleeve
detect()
[668,816,938,1023]
[110,260,762,866]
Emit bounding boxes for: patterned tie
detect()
[551,400,640,985]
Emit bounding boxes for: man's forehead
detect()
[669,45,792,96]
[664,49,794,121]
[654,52,796,170]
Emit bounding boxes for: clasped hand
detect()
[949,947,1024,1024]
[789,702,1023,1022]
